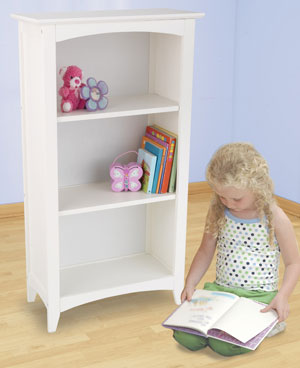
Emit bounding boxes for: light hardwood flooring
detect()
[0,193,299,368]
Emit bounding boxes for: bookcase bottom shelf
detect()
[60,253,174,312]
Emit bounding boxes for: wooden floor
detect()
[0,193,299,368]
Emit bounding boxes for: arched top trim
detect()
[56,19,186,42]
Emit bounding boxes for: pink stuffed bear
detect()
[59,65,86,113]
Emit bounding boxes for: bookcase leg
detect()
[172,288,182,305]
[47,307,60,333]
[27,283,37,302]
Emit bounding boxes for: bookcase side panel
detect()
[43,25,60,328]
[146,201,176,273]
[19,22,60,311]
[173,19,196,301]
[19,22,48,304]
[149,33,181,102]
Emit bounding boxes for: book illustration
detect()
[188,296,214,327]
[163,289,278,350]
[152,125,177,193]
[141,163,150,192]
[137,148,157,194]
[141,136,166,194]
[187,292,235,322]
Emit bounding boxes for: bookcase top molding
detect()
[11,8,205,25]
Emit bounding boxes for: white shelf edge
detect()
[59,253,174,312]
[59,181,176,216]
[57,94,179,123]
[59,194,176,216]
[11,9,205,24]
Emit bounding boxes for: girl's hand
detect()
[181,284,195,303]
[260,294,290,322]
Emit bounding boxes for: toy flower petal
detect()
[86,99,98,111]
[97,80,108,95]
[87,77,97,88]
[80,86,90,100]
[98,96,108,110]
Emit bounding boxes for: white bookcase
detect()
[12,9,204,332]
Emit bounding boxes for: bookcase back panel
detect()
[59,205,146,267]
[56,32,149,100]
[56,32,181,108]
[148,112,179,135]
[58,116,147,187]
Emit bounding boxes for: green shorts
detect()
[173,282,277,356]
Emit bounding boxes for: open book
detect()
[163,289,278,350]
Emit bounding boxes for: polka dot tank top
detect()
[216,209,280,291]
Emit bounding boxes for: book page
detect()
[163,289,238,335]
[210,297,278,343]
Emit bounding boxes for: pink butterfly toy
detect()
[110,151,143,192]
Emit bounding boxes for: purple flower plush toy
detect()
[80,78,108,111]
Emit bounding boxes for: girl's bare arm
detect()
[181,230,217,302]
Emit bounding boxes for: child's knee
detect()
[208,338,251,356]
[173,330,208,351]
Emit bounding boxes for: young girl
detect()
[174,143,300,356]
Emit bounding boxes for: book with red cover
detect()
[146,125,176,193]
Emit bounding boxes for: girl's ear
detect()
[59,66,67,79]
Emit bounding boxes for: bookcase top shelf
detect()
[57,94,179,123]
[11,9,204,24]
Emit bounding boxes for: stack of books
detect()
[137,125,177,194]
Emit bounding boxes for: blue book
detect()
[141,136,165,193]
[137,148,157,194]
[145,132,169,193]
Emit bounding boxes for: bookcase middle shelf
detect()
[57,94,179,123]
[59,181,176,216]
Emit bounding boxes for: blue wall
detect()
[233,0,300,202]
[1,0,299,204]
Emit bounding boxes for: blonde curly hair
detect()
[205,142,275,246]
